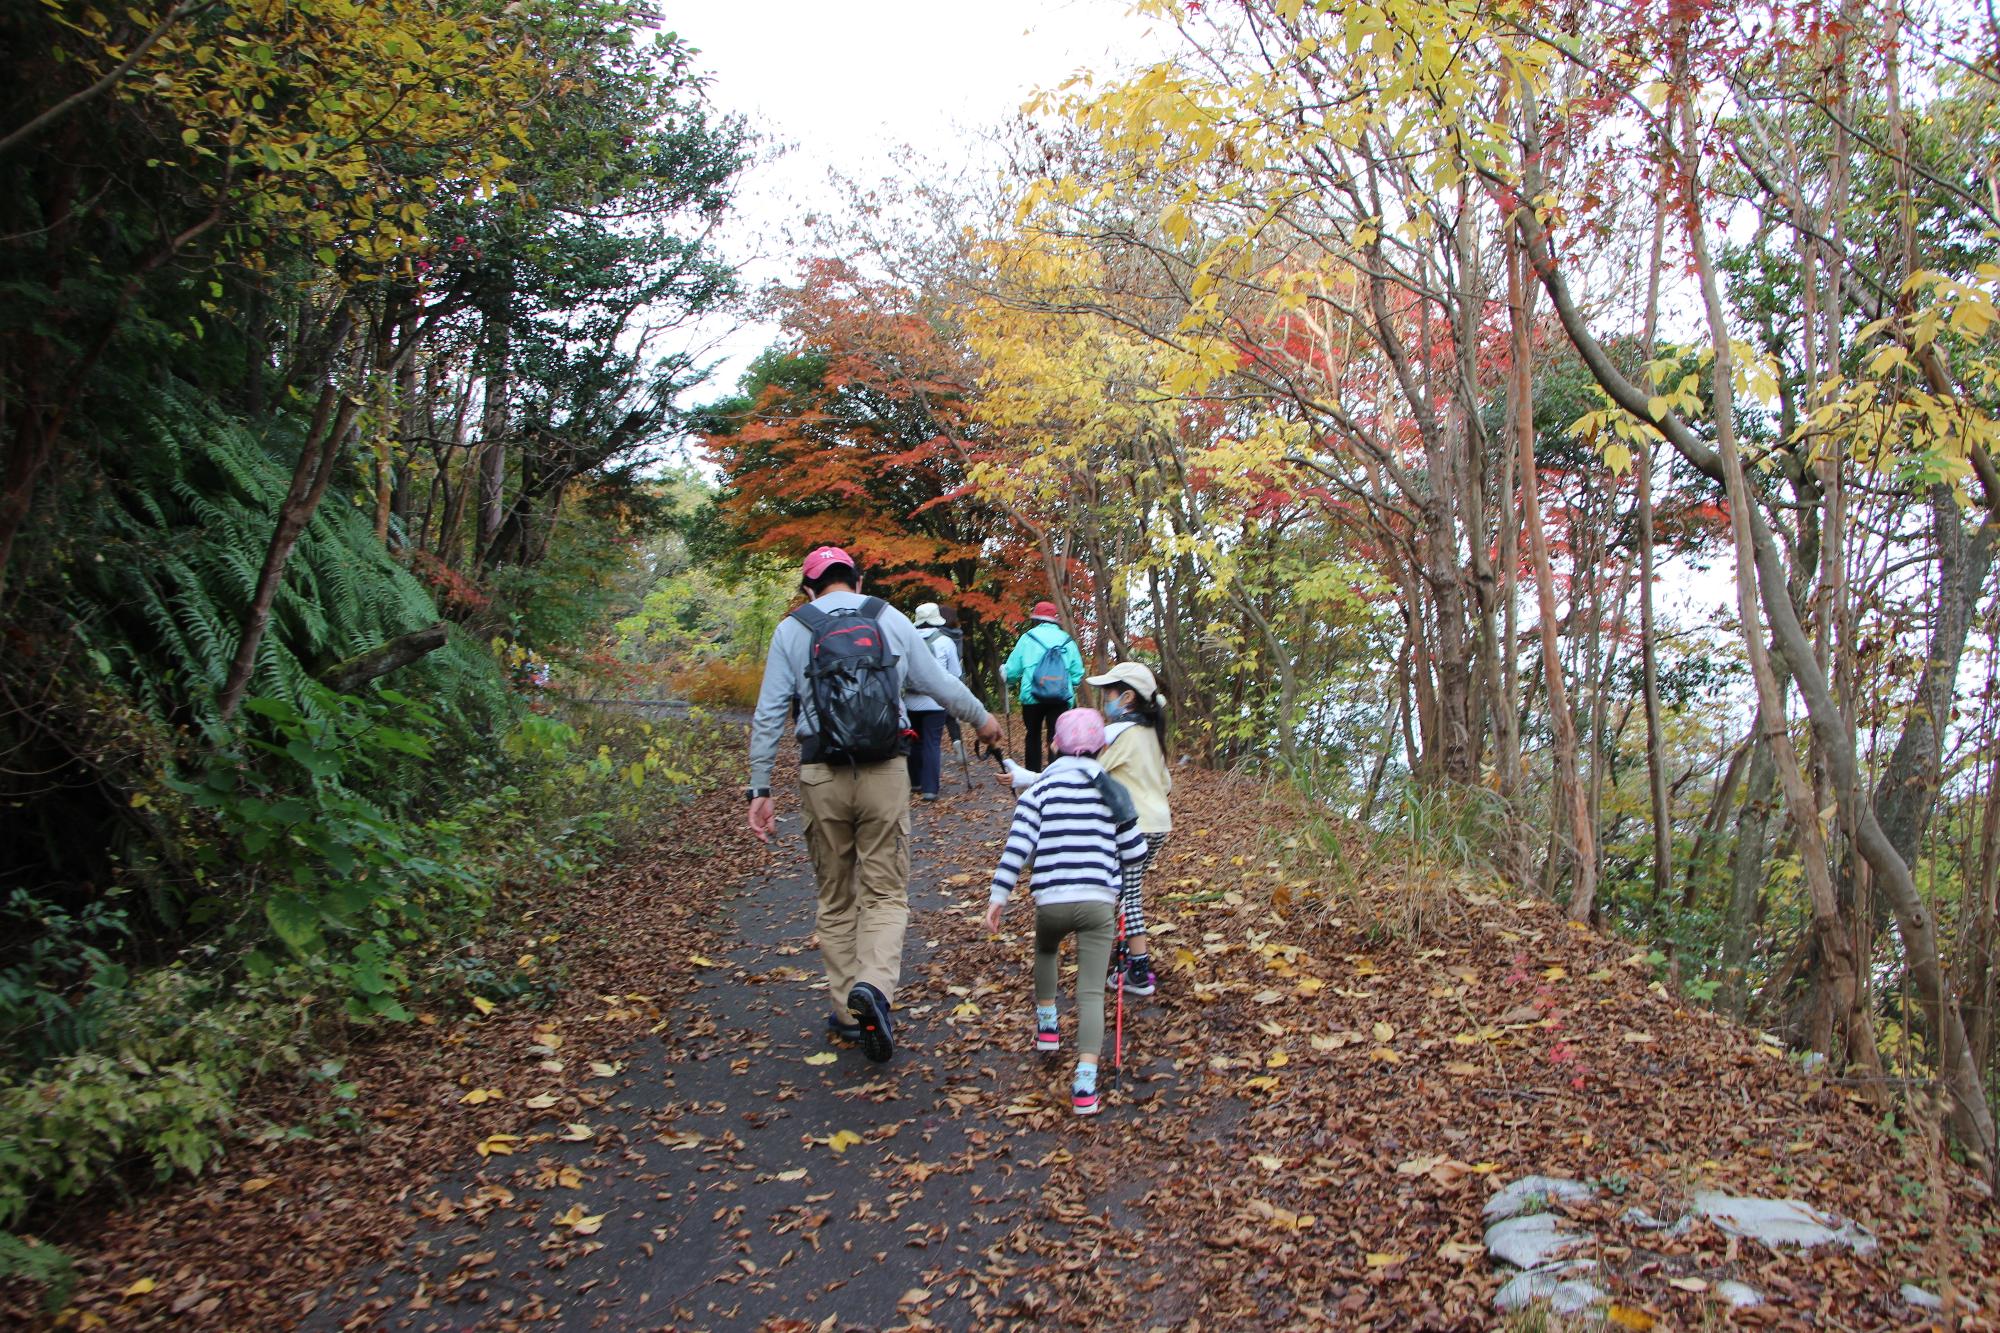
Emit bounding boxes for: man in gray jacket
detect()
[747,546,1002,1062]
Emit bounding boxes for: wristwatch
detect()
[745,787,771,802]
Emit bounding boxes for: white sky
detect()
[674,0,1169,395]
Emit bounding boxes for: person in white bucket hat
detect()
[902,602,958,800]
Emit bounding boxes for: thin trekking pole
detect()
[1108,908,1127,1098]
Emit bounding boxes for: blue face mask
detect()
[1102,694,1131,721]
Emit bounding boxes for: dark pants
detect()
[1021,700,1064,771]
[906,709,947,797]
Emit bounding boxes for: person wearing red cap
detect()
[747,545,1004,1062]
[1000,601,1084,770]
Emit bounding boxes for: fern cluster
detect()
[77,385,508,735]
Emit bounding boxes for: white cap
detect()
[1084,661,1159,700]
[912,602,945,627]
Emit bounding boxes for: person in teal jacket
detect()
[1002,601,1086,769]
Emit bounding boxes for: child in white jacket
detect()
[986,707,1148,1115]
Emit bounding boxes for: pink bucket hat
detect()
[801,545,855,580]
[1052,707,1107,756]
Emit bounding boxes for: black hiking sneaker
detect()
[846,981,894,1062]
[1123,955,1157,997]
[826,1013,862,1044]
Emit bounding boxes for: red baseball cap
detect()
[802,545,855,580]
[1030,600,1060,621]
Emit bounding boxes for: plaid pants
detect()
[1119,833,1168,939]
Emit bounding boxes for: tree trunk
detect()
[1682,91,1880,1075]
[1872,486,1994,871]
[1723,730,1780,1016]
[476,316,510,569]
[1504,225,1596,920]
[319,623,449,694]
[1636,162,1675,905]
[218,376,364,720]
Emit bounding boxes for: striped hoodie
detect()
[988,755,1149,910]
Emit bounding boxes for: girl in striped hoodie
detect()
[984,708,1149,1115]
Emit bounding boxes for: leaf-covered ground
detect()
[13,734,1999,1330]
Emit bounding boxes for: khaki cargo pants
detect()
[797,759,911,1018]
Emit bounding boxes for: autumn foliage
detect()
[701,260,1042,627]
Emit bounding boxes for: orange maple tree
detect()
[700,260,1042,629]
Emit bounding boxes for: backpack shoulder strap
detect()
[788,603,835,635]
[859,596,886,619]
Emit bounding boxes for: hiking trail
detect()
[29,730,2000,1330]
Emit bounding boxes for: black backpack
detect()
[790,598,904,765]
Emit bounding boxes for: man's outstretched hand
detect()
[974,715,1005,750]
[747,795,775,844]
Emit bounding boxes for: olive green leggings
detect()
[1033,899,1117,1057]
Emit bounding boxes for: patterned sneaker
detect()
[1124,955,1157,997]
[1034,1005,1061,1053]
[1072,1065,1101,1116]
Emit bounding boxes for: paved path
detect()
[314,772,1213,1331]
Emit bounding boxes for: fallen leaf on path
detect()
[474,1133,520,1158]
[240,1177,276,1192]
[459,1087,504,1105]
[688,953,719,967]
[469,996,496,1015]
[1247,1200,1315,1230]
[121,1278,157,1298]
[826,1129,863,1153]
[524,1093,560,1109]
[803,1052,837,1065]
[1372,1021,1396,1042]
[1365,1251,1407,1268]
[589,1060,623,1077]
[553,1202,605,1236]
[559,1122,594,1141]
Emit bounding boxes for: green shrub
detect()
[0,1230,75,1313]
[0,968,300,1231]
[0,889,131,1074]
